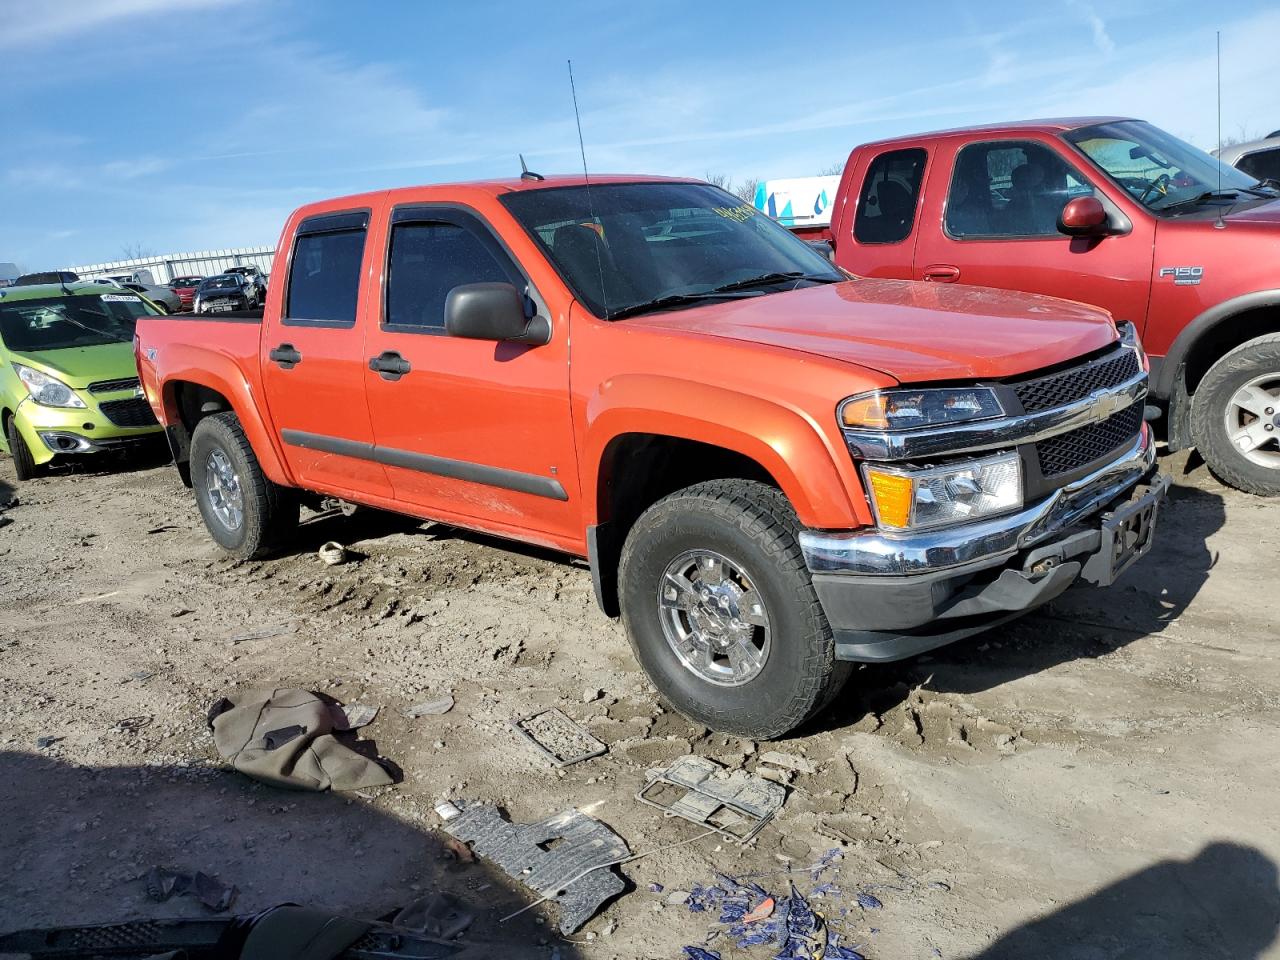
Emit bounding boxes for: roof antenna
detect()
[568,58,610,318]
[1215,30,1228,230]
[519,153,544,182]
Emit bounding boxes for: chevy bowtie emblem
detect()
[1089,388,1128,419]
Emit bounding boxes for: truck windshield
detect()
[501,182,843,319]
[1064,120,1269,213]
[0,293,156,352]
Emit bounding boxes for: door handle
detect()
[369,350,412,381]
[922,264,961,282]
[269,343,302,369]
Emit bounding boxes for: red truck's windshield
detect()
[501,182,842,319]
[1065,120,1270,213]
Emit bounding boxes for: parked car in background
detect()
[118,281,180,313]
[1216,135,1280,184]
[105,269,156,286]
[787,117,1280,496]
[0,283,164,480]
[194,273,259,313]
[13,271,79,286]
[169,275,205,312]
[225,265,268,301]
[0,264,18,288]
[136,175,1167,738]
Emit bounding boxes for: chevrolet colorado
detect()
[135,175,1168,737]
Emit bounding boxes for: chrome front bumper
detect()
[799,426,1159,578]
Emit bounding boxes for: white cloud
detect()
[1068,0,1117,57]
[0,0,247,49]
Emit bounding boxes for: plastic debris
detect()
[637,755,786,843]
[682,948,722,960]
[228,622,297,644]
[743,896,776,923]
[406,695,455,718]
[443,803,629,934]
[510,708,607,767]
[144,866,238,912]
[318,541,348,566]
[650,882,665,893]
[334,704,379,730]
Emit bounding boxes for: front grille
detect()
[98,397,158,428]
[1013,346,1140,413]
[1035,402,1144,477]
[88,376,140,395]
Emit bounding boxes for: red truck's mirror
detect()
[445,282,550,345]
[1058,196,1109,237]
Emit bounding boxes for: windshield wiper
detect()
[58,311,128,342]
[606,290,761,321]
[710,271,840,293]
[1156,190,1240,213]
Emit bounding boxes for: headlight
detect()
[863,451,1022,531]
[1117,321,1149,373]
[840,387,1004,431]
[13,364,87,408]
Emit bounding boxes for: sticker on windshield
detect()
[712,203,758,223]
[100,294,142,302]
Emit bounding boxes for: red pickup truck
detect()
[135,174,1167,738]
[798,117,1280,495]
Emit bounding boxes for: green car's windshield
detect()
[1065,120,1268,212]
[500,182,843,319]
[0,293,157,352]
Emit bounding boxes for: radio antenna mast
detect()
[1214,30,1228,229]
[568,59,609,317]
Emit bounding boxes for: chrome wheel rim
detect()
[1223,373,1280,469]
[657,549,771,687]
[204,448,244,530]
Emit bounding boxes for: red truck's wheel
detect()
[619,479,849,739]
[1191,334,1280,497]
[189,412,298,558]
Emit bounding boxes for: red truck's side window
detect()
[945,141,1093,240]
[853,148,927,245]
[285,212,369,326]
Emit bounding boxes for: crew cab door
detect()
[362,203,578,543]
[832,146,928,279]
[913,137,1155,329]
[259,208,393,499]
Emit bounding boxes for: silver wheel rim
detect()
[657,549,771,687]
[1223,373,1280,469]
[204,448,244,531]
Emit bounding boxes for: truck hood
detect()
[8,341,139,388]
[625,279,1118,383]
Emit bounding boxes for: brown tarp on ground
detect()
[209,688,393,792]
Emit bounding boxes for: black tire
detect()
[189,412,297,558]
[1190,334,1280,497]
[618,479,850,740]
[5,415,38,482]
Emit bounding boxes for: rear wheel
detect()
[618,479,849,740]
[1191,334,1280,496]
[189,412,297,558]
[5,416,38,482]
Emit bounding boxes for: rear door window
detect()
[285,213,368,325]
[947,141,1093,239]
[853,148,927,245]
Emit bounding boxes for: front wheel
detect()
[5,416,39,482]
[618,479,849,740]
[189,412,297,558]
[1191,334,1280,496]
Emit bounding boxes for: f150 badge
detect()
[1159,266,1203,286]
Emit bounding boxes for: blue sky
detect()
[2,0,1277,269]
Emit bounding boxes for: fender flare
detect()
[1156,289,1280,398]
[580,374,870,531]
[157,349,294,488]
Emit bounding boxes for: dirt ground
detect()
[1,445,1278,959]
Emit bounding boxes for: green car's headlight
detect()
[13,363,87,408]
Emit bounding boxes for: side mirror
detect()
[806,239,835,262]
[445,282,550,345]
[1058,196,1110,237]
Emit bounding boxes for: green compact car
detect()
[0,283,164,480]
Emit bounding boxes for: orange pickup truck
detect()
[136,175,1168,737]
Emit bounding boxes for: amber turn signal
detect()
[865,469,914,528]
